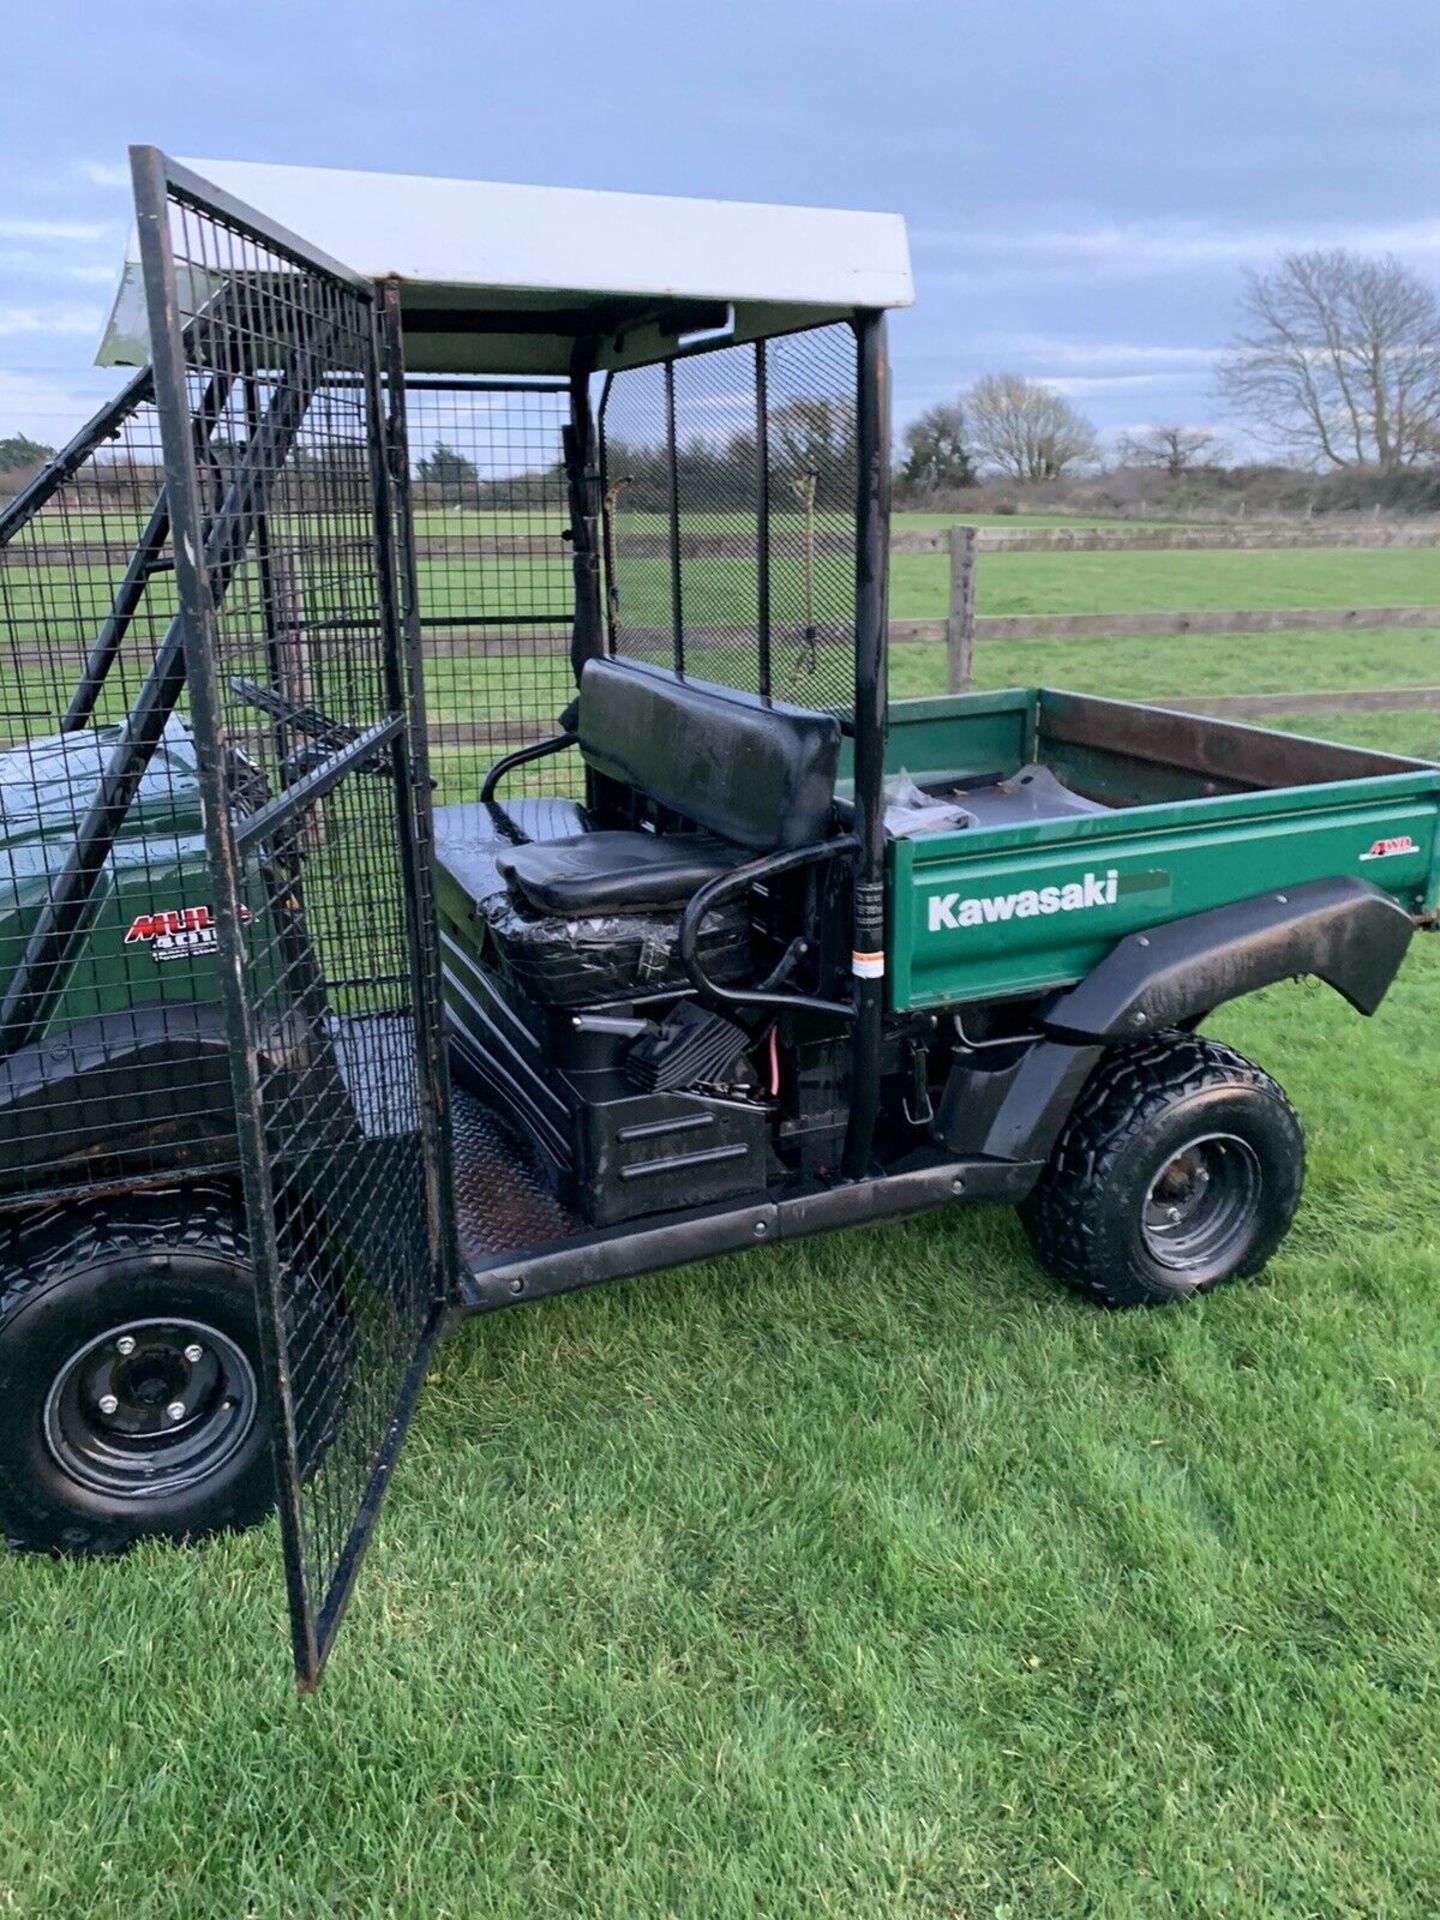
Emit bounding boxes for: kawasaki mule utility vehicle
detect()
[3,151,1437,1685]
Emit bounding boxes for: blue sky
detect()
[4,0,1437,456]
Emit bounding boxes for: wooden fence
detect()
[343,515,1440,722]
[892,521,1440,555]
[907,522,1440,720]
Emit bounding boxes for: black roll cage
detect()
[2,264,895,1177]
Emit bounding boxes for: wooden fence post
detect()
[946,523,977,693]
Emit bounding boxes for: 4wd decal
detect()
[124,903,247,963]
[928,868,1119,933]
[1360,835,1420,861]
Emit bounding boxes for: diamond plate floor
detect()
[450,1087,583,1267]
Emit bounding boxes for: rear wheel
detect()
[0,1188,277,1555]
[1020,1034,1304,1307]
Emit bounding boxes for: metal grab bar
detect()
[677,833,860,1022]
[479,730,578,802]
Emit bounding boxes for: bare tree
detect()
[1218,251,1440,470]
[1116,424,1224,478]
[898,400,976,494]
[964,374,1099,482]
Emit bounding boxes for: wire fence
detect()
[403,380,577,799]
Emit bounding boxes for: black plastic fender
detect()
[938,1039,1102,1173]
[0,1005,236,1194]
[0,1002,352,1201]
[1043,876,1415,1045]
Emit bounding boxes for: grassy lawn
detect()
[889,546,1440,624]
[3,909,1439,1917]
[4,533,1440,1916]
[892,628,1440,705]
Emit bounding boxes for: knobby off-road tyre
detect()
[1020,1033,1304,1308]
[0,1187,279,1556]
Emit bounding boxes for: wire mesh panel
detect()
[133,151,449,1686]
[601,322,860,711]
[403,380,577,801]
[599,361,674,665]
[765,324,861,711]
[0,375,264,1208]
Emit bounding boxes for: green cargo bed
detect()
[859,689,1440,1011]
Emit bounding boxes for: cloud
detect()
[913,216,1440,282]
[0,368,120,442]
[1039,372,1187,395]
[933,333,1224,373]
[0,251,120,285]
[0,217,114,245]
[76,162,130,190]
[26,159,131,194]
[0,304,105,339]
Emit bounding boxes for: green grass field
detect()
[4,534,1440,1918]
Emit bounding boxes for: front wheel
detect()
[1020,1034,1304,1307]
[0,1188,276,1555]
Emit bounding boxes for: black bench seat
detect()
[497,830,744,915]
[434,660,843,1009]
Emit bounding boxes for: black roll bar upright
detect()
[663,358,684,673]
[841,310,891,1181]
[754,339,772,698]
[565,339,605,687]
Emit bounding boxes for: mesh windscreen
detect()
[602,322,859,711]
[765,325,861,709]
[403,381,577,801]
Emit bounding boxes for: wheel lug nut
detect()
[184,1344,203,1364]
[116,1336,136,1356]
[98,1393,119,1415]
[166,1401,186,1423]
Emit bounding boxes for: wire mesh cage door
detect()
[131,150,452,1686]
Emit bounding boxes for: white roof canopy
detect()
[97,158,913,377]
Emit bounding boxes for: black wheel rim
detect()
[1141,1132,1262,1275]
[43,1318,259,1500]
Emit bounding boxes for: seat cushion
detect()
[578,658,841,852]
[432,797,591,916]
[497,830,745,915]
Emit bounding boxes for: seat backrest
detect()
[578,659,842,853]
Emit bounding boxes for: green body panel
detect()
[9,694,1439,1055]
[838,688,1036,789]
[0,721,275,1041]
[880,689,1440,1012]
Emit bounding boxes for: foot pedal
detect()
[626,1003,756,1093]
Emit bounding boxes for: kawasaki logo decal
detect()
[928,868,1119,933]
